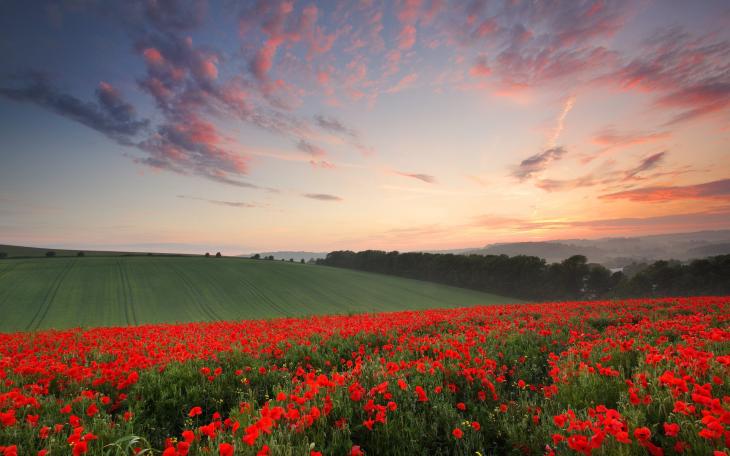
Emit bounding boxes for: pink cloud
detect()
[469,56,491,77]
[251,37,285,81]
[592,128,670,148]
[385,73,418,93]
[142,48,164,65]
[398,24,417,50]
[600,179,730,203]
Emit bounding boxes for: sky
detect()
[0,0,729,254]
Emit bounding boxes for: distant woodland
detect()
[317,251,730,300]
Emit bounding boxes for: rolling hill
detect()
[0,256,520,332]
[0,244,192,258]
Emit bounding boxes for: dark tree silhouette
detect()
[317,250,730,300]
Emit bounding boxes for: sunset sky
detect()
[1,0,729,254]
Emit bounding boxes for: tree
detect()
[205,252,210,257]
[585,264,612,296]
[215,252,222,257]
[300,259,305,264]
[77,251,85,257]
[0,252,7,259]
[45,251,56,257]
[289,258,294,262]
[252,254,261,260]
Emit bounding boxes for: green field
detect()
[0,257,520,332]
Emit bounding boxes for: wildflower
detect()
[663,422,679,437]
[634,427,651,441]
[219,443,234,456]
[452,428,463,439]
[86,403,98,417]
[188,406,202,417]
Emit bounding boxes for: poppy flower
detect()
[663,422,680,437]
[452,428,463,439]
[634,427,651,441]
[219,443,234,456]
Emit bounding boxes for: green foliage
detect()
[319,250,730,301]
[0,257,518,332]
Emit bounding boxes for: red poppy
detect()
[219,443,234,456]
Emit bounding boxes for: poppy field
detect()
[0,297,728,455]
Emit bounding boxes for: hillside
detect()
[0,244,192,258]
[0,256,520,332]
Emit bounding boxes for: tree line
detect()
[316,250,730,300]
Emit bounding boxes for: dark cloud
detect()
[600,178,730,203]
[0,73,148,145]
[303,193,343,201]
[177,195,257,208]
[296,139,326,157]
[143,0,207,31]
[534,152,683,192]
[314,114,358,138]
[513,146,566,181]
[396,172,438,184]
[624,151,665,180]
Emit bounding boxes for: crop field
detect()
[0,257,517,332]
[0,297,728,455]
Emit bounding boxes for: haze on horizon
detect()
[1,0,729,254]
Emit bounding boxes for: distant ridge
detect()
[467,230,730,267]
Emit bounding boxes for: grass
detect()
[0,257,521,332]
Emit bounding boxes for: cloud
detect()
[0,74,149,145]
[296,139,326,157]
[177,195,258,208]
[592,127,670,148]
[548,94,575,147]
[533,151,680,192]
[469,56,491,77]
[309,159,335,169]
[385,73,418,93]
[303,193,343,201]
[314,114,372,155]
[656,83,730,126]
[512,146,566,181]
[603,25,730,126]
[600,178,730,203]
[314,114,358,138]
[143,0,208,31]
[396,172,437,184]
[472,206,730,234]
[623,151,666,180]
[136,115,250,183]
[397,24,417,50]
